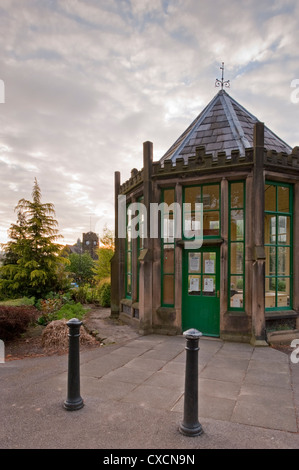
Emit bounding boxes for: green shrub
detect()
[71,286,89,303]
[55,302,86,320]
[37,302,87,325]
[71,284,103,304]
[98,282,111,307]
[0,306,38,341]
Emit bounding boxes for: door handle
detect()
[216,290,220,298]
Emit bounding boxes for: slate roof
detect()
[160,90,292,163]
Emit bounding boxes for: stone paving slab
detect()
[1,333,299,449]
[231,400,297,432]
[200,364,246,383]
[244,368,292,389]
[121,383,183,410]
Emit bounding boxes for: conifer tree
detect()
[0,178,67,298]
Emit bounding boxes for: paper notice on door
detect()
[189,277,200,292]
[189,255,200,272]
[205,259,214,273]
[204,278,214,292]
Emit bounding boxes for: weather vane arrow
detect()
[215,62,230,90]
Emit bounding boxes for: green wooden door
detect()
[182,247,220,336]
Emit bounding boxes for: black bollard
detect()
[64,318,84,411]
[179,328,203,437]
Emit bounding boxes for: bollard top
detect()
[66,318,83,328]
[183,328,202,339]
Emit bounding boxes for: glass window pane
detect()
[278,186,289,213]
[188,253,201,273]
[202,275,216,296]
[163,216,174,243]
[127,226,132,249]
[230,276,243,308]
[231,183,244,208]
[277,247,290,276]
[277,277,287,292]
[265,278,276,308]
[278,216,290,244]
[265,277,276,292]
[163,246,174,274]
[127,253,132,273]
[185,186,201,206]
[203,252,216,273]
[164,189,175,206]
[188,275,201,295]
[265,246,276,276]
[183,213,202,239]
[265,214,276,244]
[163,275,174,304]
[139,234,144,252]
[202,185,219,210]
[230,243,244,274]
[127,274,132,295]
[203,212,219,236]
[184,185,219,239]
[230,210,244,241]
[265,184,276,211]
[277,278,290,307]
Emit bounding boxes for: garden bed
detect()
[4,316,101,361]
[1,301,103,361]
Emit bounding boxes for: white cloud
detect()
[0,0,299,245]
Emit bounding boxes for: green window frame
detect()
[125,204,132,299]
[161,188,175,307]
[228,181,245,310]
[183,183,221,240]
[265,181,293,310]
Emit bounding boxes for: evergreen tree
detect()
[66,252,95,285]
[0,178,68,298]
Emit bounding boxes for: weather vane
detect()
[215,62,230,89]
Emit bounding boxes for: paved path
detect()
[83,307,140,345]
[1,330,299,449]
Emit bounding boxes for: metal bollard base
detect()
[179,421,203,437]
[63,397,84,411]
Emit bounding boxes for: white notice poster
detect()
[205,259,215,273]
[190,277,200,292]
[189,255,200,272]
[204,278,214,292]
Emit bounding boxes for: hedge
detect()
[0,306,38,341]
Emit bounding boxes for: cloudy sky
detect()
[0,0,298,246]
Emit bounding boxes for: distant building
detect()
[64,238,82,256]
[82,231,99,259]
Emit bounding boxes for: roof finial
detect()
[215,62,230,90]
